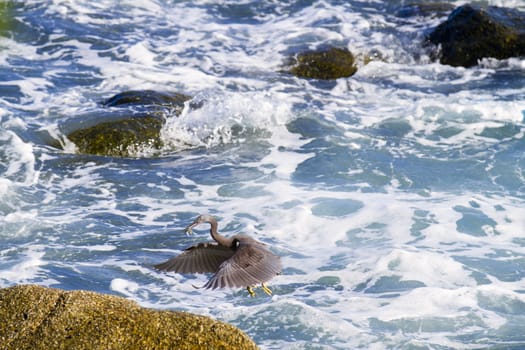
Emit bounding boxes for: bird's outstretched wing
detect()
[203,243,282,289]
[154,243,235,274]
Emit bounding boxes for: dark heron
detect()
[154,214,282,297]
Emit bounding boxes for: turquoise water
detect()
[1,1,525,349]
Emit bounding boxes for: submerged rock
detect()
[0,284,258,350]
[287,47,357,80]
[427,5,525,67]
[64,90,192,157]
[102,90,191,112]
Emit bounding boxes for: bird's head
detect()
[184,214,216,235]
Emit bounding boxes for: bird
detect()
[154,214,282,297]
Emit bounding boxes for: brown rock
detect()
[0,284,258,350]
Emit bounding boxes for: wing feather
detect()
[154,243,235,274]
[203,242,282,289]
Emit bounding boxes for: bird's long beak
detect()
[184,221,198,235]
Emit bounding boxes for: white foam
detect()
[110,278,140,297]
[75,244,117,252]
[161,90,293,151]
[0,130,37,185]
[0,246,56,287]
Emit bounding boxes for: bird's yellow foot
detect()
[261,283,273,296]
[247,286,256,297]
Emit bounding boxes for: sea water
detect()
[1,1,525,349]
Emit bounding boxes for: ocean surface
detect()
[1,1,525,349]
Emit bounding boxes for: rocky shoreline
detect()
[44,3,524,158]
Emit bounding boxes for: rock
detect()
[64,90,192,157]
[103,90,191,112]
[427,4,525,67]
[0,284,258,350]
[287,47,357,80]
[66,115,164,157]
[0,2,13,35]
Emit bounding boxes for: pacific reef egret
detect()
[154,214,282,297]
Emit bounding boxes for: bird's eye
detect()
[234,240,240,248]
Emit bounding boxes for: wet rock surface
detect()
[427,4,525,67]
[0,284,258,350]
[66,115,165,157]
[63,90,192,157]
[102,90,191,111]
[287,47,358,80]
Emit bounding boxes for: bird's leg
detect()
[261,283,273,296]
[247,286,256,297]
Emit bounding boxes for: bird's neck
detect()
[209,221,233,247]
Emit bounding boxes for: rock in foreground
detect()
[0,285,258,350]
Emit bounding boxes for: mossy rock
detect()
[0,285,258,350]
[0,2,15,36]
[66,115,164,157]
[63,90,194,157]
[427,5,525,67]
[288,47,357,80]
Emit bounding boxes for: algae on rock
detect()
[64,90,192,157]
[0,2,15,36]
[67,115,164,157]
[288,47,358,80]
[0,284,258,350]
